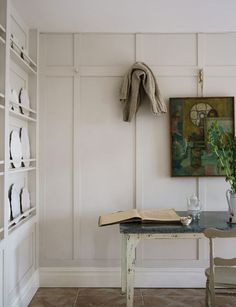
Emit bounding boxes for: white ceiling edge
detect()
[11,0,236,33]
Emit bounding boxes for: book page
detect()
[139,209,180,222]
[99,209,141,226]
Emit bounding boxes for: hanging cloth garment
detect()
[120,62,167,122]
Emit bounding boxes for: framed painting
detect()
[169,97,234,176]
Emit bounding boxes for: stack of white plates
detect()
[8,185,31,221]
[20,187,31,215]
[10,130,22,168]
[9,184,21,220]
[9,128,31,168]
[10,89,20,113]
[19,88,30,116]
[20,127,30,167]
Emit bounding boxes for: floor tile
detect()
[36,287,78,297]
[29,288,78,307]
[75,295,143,307]
[29,295,77,307]
[142,295,205,307]
[215,295,236,307]
[78,288,141,297]
[141,288,205,297]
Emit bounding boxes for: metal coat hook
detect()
[198,68,204,97]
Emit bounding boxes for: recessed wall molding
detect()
[39,32,235,284]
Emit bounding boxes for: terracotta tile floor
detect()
[29,287,236,307]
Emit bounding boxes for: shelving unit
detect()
[0,0,39,238]
[6,12,38,239]
[0,1,39,305]
[0,0,7,246]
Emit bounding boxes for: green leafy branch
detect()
[207,121,236,193]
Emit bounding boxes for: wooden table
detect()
[120,211,234,307]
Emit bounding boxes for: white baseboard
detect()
[10,270,39,307]
[40,267,206,288]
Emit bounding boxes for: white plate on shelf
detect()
[8,197,12,221]
[20,187,30,215]
[19,88,30,116]
[10,89,20,113]
[20,127,30,167]
[9,184,21,219]
[10,130,22,168]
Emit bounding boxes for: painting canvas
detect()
[170,97,234,176]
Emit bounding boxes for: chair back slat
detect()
[204,228,236,238]
[214,257,236,266]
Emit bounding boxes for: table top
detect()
[120,211,236,234]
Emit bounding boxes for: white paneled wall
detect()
[39,33,236,287]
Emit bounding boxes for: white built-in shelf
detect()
[10,46,37,75]
[0,92,5,98]
[9,108,37,122]
[0,36,6,45]
[9,166,36,174]
[8,207,36,232]
[9,100,36,114]
[0,160,4,165]
[0,24,6,33]
[0,227,3,234]
[0,105,5,110]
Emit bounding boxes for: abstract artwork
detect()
[169,97,234,176]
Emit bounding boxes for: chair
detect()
[204,228,236,307]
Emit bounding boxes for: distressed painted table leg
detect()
[126,234,140,307]
[121,233,127,294]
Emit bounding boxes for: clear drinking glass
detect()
[187,194,201,221]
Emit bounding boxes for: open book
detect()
[98,208,181,226]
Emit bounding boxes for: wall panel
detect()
[205,33,236,66]
[42,76,74,260]
[78,76,135,263]
[45,34,74,67]
[77,34,135,66]
[140,34,197,66]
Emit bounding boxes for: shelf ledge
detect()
[8,207,36,227]
[0,36,6,45]
[9,158,36,163]
[9,166,36,174]
[10,38,37,67]
[9,100,36,114]
[9,108,37,122]
[10,47,37,75]
[0,24,6,33]
[0,92,5,98]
